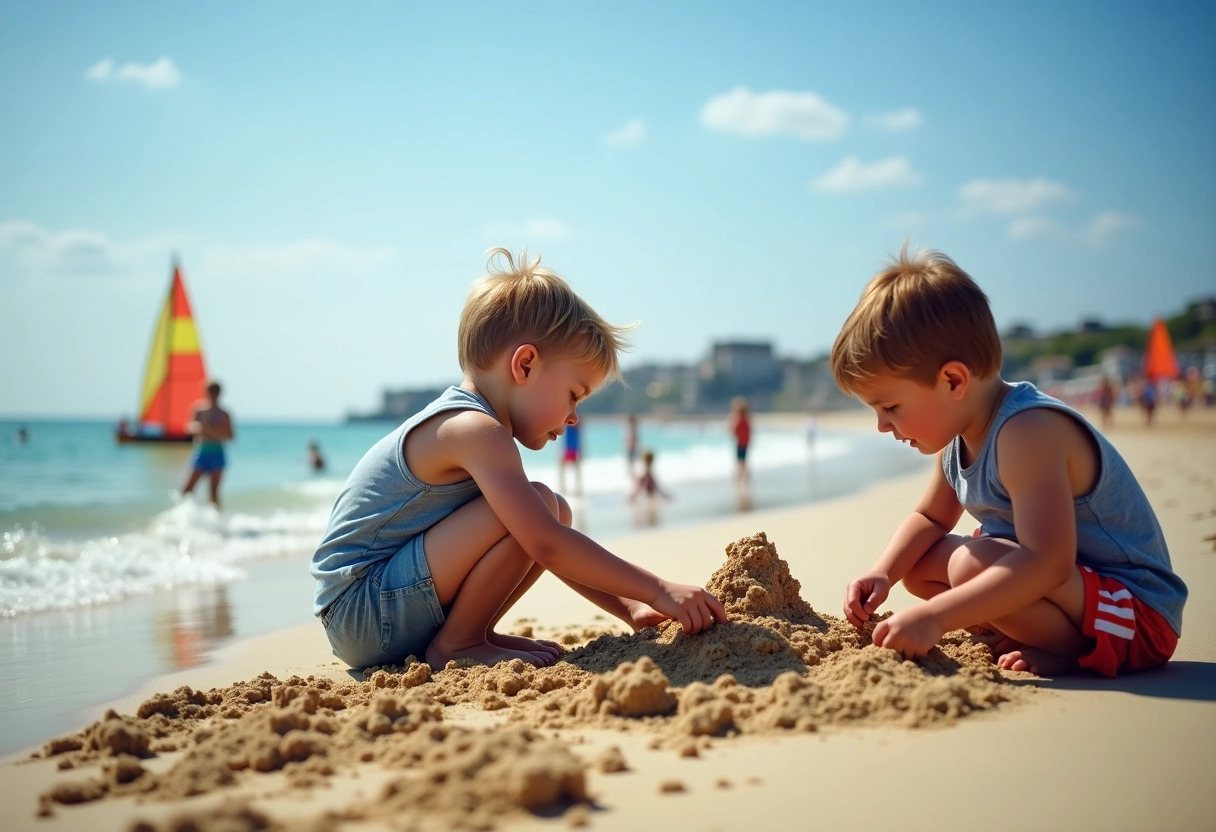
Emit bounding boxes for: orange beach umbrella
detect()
[1143,318,1179,382]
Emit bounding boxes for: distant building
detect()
[349,385,450,422]
[1028,355,1074,391]
[1189,297,1216,321]
[709,341,781,388]
[1098,345,1139,382]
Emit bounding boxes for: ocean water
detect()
[0,413,927,755]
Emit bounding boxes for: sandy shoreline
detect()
[4,404,1214,831]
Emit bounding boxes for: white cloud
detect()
[1007,216,1062,240]
[484,218,571,242]
[701,86,849,140]
[0,220,122,273]
[606,119,646,146]
[0,221,394,282]
[85,56,182,89]
[200,240,397,280]
[1005,211,1137,244]
[958,177,1072,215]
[811,156,923,193]
[868,107,923,132]
[1083,211,1138,245]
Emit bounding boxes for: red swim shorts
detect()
[1076,565,1178,677]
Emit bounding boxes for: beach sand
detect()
[4,405,1214,832]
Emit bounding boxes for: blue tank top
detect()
[311,386,494,615]
[942,382,1186,635]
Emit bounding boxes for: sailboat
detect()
[1143,317,1180,382]
[116,260,209,444]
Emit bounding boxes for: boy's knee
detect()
[554,493,572,526]
[946,535,1021,585]
[531,481,573,526]
[902,559,938,599]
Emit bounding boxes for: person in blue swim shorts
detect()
[181,380,235,509]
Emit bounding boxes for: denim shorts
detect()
[319,535,445,669]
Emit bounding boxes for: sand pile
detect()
[31,532,1029,829]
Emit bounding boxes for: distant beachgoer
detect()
[804,412,819,457]
[1179,367,1200,418]
[310,247,725,672]
[832,244,1185,677]
[728,396,751,486]
[624,413,639,477]
[1097,376,1116,431]
[14,425,28,444]
[1140,378,1158,426]
[558,420,583,496]
[181,380,235,509]
[629,449,671,527]
[308,440,326,473]
[630,449,671,502]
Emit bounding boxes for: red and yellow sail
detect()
[133,264,208,438]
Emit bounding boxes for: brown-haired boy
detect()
[831,244,1186,676]
[312,248,726,672]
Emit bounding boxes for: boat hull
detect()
[116,428,193,445]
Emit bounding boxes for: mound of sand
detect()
[32,532,1029,829]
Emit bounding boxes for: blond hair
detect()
[831,243,1001,391]
[458,248,633,382]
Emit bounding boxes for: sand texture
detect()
[3,405,1214,832]
[24,533,1029,830]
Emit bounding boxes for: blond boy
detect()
[312,248,726,671]
[831,245,1186,676]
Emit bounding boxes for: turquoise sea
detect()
[0,413,927,755]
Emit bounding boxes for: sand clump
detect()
[32,532,1030,829]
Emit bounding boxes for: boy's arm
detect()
[917,411,1079,631]
[449,415,726,633]
[552,576,669,631]
[844,457,962,626]
[873,411,1082,656]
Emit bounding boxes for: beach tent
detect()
[1143,317,1180,381]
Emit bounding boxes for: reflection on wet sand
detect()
[154,584,234,670]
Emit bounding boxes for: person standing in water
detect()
[558,420,583,496]
[308,440,327,473]
[181,380,235,509]
[728,396,752,487]
[624,413,640,478]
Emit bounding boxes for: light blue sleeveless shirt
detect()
[942,382,1186,635]
[311,387,494,615]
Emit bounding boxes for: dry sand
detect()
[3,404,1214,832]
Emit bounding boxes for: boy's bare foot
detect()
[488,631,564,663]
[425,637,548,671]
[996,647,1079,677]
[970,629,1024,658]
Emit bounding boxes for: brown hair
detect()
[458,248,633,382]
[830,243,1001,391]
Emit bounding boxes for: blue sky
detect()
[2,1,1213,420]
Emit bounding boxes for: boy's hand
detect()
[871,606,943,659]
[652,581,728,634]
[844,573,890,627]
[622,599,669,632]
